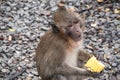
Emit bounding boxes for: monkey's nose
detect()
[76,30,80,33]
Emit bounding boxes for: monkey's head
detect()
[52,1,85,42]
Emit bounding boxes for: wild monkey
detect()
[35,1,101,80]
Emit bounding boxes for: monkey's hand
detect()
[85,70,104,78]
[78,50,93,62]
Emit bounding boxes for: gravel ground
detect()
[0,0,120,80]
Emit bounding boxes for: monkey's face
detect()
[65,19,83,42]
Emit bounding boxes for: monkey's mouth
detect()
[78,35,81,38]
[77,35,82,40]
[72,34,82,42]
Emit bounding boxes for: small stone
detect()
[41,27,50,31]
[113,20,120,25]
[68,2,73,6]
[110,76,117,80]
[117,64,120,71]
[43,20,49,25]
[8,59,13,64]
[91,23,97,27]
[40,10,51,16]
[31,70,37,75]
[32,76,40,80]
[8,35,14,41]
[116,55,120,59]
[24,7,29,10]
[27,62,33,67]
[99,12,105,17]
[117,74,120,80]
[0,26,6,30]
[26,76,32,80]
[51,6,57,11]
[17,66,22,70]
[28,74,34,77]
[40,3,45,8]
[2,69,9,73]
[105,8,110,12]
[9,28,15,32]
[6,7,11,12]
[111,63,117,67]
[97,0,103,2]
[75,2,80,7]
[17,78,22,80]
[14,51,20,58]
[7,22,14,27]
[68,6,78,12]
[114,9,120,14]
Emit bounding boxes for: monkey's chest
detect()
[64,50,79,66]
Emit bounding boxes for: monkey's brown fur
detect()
[35,1,99,80]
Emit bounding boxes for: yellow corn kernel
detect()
[85,56,105,72]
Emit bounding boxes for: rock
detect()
[113,20,120,25]
[111,62,117,67]
[6,7,11,12]
[75,2,80,7]
[26,76,32,80]
[31,69,38,75]
[114,9,120,14]
[110,76,117,80]
[24,7,29,10]
[97,0,103,2]
[2,69,9,73]
[116,74,120,80]
[99,12,105,17]
[41,27,50,31]
[32,76,40,80]
[40,10,51,16]
[0,26,6,30]
[117,65,120,71]
[51,6,58,11]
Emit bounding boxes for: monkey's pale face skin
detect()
[65,19,84,42]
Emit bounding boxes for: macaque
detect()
[35,1,101,80]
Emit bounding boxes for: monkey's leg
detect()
[52,75,67,80]
[66,76,77,80]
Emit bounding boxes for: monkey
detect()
[35,1,101,80]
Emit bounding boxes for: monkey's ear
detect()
[49,22,59,33]
[57,1,66,10]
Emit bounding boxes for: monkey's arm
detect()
[78,50,104,76]
[55,63,97,77]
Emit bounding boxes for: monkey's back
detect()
[35,29,66,78]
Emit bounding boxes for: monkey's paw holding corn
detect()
[85,56,105,73]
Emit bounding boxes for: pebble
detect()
[116,74,120,80]
[6,7,11,11]
[111,63,117,67]
[51,6,58,11]
[110,76,117,80]
[2,69,9,73]
[0,26,6,30]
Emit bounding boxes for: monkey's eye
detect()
[80,26,82,28]
[67,24,72,27]
[73,20,79,24]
